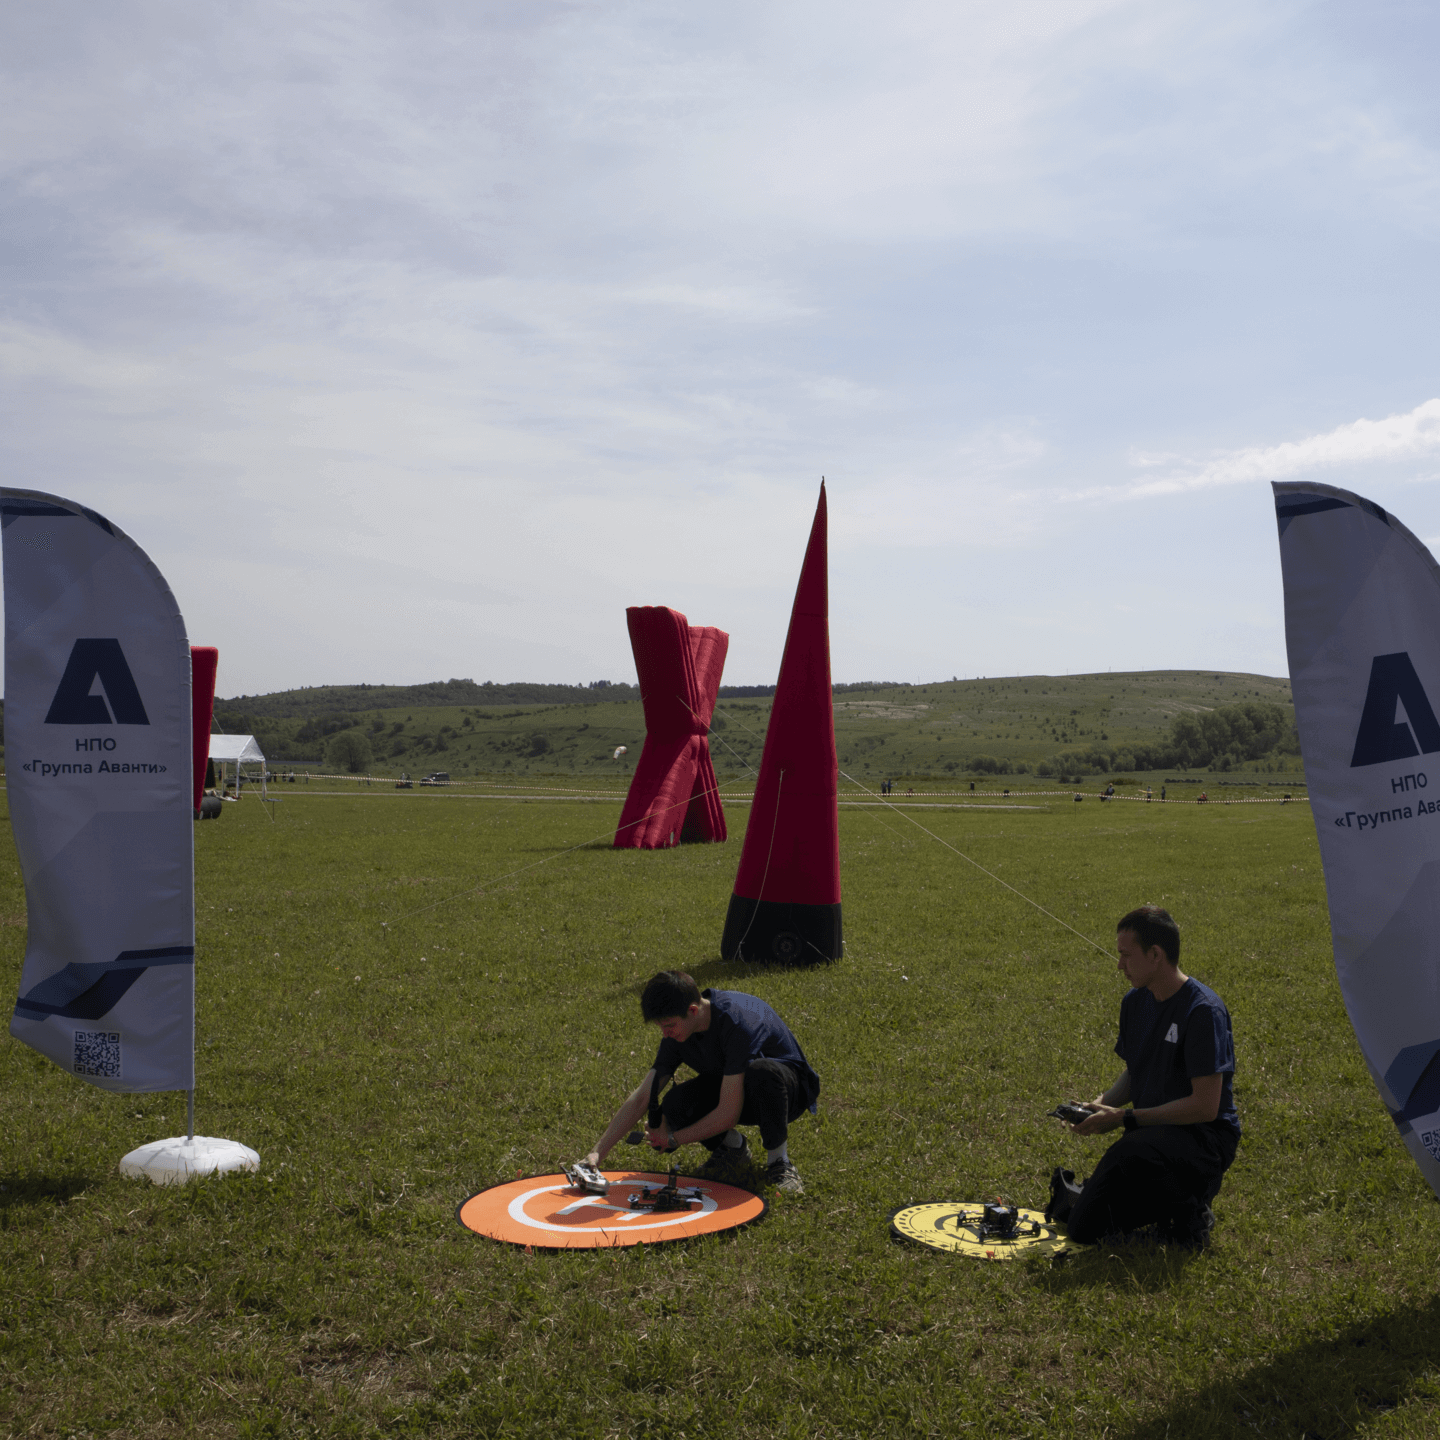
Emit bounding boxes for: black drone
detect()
[627,1167,706,1214]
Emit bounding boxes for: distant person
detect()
[1161,785,1167,802]
[1074,792,1083,803]
[1146,786,1152,802]
[969,781,975,792]
[582,971,820,1195]
[1052,906,1239,1249]
[1198,791,1208,803]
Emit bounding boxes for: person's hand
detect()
[645,1121,674,1150]
[584,1150,601,1168]
[1073,1104,1125,1136]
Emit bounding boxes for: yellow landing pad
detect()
[890,1203,1070,1260]
[457,1172,768,1249]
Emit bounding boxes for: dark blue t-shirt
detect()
[653,989,815,1087]
[1115,977,1240,1138]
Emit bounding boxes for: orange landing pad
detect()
[457,1171,767,1249]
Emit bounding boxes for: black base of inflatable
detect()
[720,896,842,965]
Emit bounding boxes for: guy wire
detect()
[837,768,1111,959]
[677,693,760,777]
[732,768,785,960]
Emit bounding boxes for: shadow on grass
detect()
[0,1172,92,1212]
[1033,1238,1200,1294]
[605,953,833,1000]
[688,955,835,987]
[1116,1292,1440,1440]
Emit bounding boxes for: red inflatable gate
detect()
[614,607,729,849]
[190,646,218,817]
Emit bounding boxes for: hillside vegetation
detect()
[216,670,1302,782]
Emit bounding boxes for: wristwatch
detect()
[1123,1110,1138,1132]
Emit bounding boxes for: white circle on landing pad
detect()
[119,1135,260,1186]
[506,1179,719,1235]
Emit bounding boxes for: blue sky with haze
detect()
[3,1,1440,693]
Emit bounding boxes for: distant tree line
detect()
[964,701,1300,778]
[213,677,921,722]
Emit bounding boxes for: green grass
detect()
[2,789,1436,1438]
[212,668,1301,784]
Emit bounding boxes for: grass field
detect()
[3,789,1438,1438]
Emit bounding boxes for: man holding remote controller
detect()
[1056,906,1240,1248]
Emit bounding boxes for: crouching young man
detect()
[583,971,820,1194]
[1059,906,1241,1247]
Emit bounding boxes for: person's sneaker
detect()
[700,1141,750,1180]
[764,1159,804,1194]
[1170,1204,1215,1251]
[1045,1167,1082,1225]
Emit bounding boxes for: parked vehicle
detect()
[421,772,450,785]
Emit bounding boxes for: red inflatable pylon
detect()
[190,646,218,817]
[720,483,841,964]
[614,607,729,849]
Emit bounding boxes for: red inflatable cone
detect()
[190,647,218,818]
[721,483,841,964]
[614,607,729,848]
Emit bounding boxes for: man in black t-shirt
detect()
[1060,905,1240,1247]
[584,971,820,1194]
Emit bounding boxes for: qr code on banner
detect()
[73,1031,121,1079]
[1419,1129,1440,1164]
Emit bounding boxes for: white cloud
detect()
[1126,399,1440,497]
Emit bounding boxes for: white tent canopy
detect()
[208,734,267,795]
[208,734,266,766]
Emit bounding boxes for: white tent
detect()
[208,734,267,796]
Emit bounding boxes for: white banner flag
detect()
[4,491,194,1092]
[1275,480,1440,1198]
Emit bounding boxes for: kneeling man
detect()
[1064,906,1240,1246]
[584,971,820,1194]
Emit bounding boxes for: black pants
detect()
[661,1060,814,1152]
[1066,1123,1238,1244]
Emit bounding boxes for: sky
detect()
[4,0,1440,694]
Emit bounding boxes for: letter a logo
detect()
[1350,653,1440,768]
[44,639,150,725]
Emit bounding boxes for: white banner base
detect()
[118,1135,260,1186]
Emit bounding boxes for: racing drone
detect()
[975,1202,1042,1243]
[627,1166,705,1214]
[1047,1101,1096,1125]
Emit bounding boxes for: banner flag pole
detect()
[1,490,257,1185]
